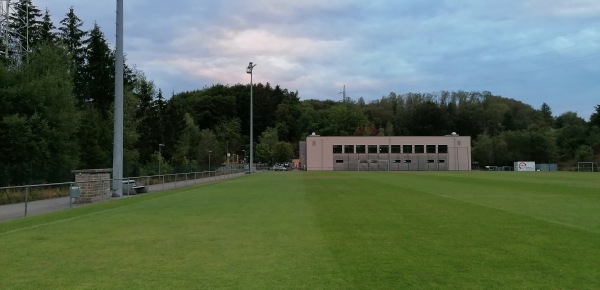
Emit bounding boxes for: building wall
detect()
[304,135,471,171]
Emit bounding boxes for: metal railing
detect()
[0,168,245,221]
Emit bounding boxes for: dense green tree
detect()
[586,126,600,158]
[590,104,600,128]
[323,103,368,136]
[58,7,87,104]
[409,100,449,136]
[538,102,554,128]
[472,134,508,166]
[39,9,56,45]
[216,118,242,154]
[452,91,485,137]
[555,112,587,160]
[133,75,161,163]
[78,105,111,168]
[275,100,302,142]
[82,23,114,111]
[0,46,79,184]
[574,145,594,162]
[171,113,199,170]
[273,142,294,163]
[122,89,141,176]
[197,129,221,170]
[256,127,279,165]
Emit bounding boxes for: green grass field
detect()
[1,171,599,289]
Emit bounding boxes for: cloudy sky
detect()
[34,0,600,119]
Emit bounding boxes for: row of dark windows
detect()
[335,159,446,164]
[333,145,448,154]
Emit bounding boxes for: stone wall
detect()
[72,169,112,203]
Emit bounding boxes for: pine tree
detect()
[58,7,87,104]
[82,23,114,113]
[39,9,56,44]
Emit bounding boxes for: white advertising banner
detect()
[514,161,535,172]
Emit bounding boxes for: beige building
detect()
[299,134,471,171]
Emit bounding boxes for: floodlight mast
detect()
[246,62,256,173]
[112,0,124,196]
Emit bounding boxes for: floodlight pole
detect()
[112,0,124,197]
[246,62,256,173]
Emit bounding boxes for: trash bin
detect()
[69,183,81,207]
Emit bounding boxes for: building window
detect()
[391,145,401,153]
[426,145,436,153]
[438,160,446,163]
[415,145,425,153]
[336,160,344,163]
[359,159,368,163]
[438,145,448,153]
[404,160,412,163]
[356,145,366,153]
[369,159,378,163]
[403,145,413,154]
[393,160,402,163]
[333,145,343,154]
[344,145,355,154]
[368,145,378,153]
[426,159,435,163]
[379,145,389,153]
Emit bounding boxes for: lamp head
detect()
[246,62,256,74]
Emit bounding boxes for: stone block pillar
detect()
[72,169,112,203]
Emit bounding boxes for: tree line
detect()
[1,1,599,186]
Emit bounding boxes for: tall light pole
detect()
[158,143,164,189]
[112,0,124,197]
[246,62,256,173]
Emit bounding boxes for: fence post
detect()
[24,186,29,217]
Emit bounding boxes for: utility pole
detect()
[339,85,347,102]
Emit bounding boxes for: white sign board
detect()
[514,161,535,172]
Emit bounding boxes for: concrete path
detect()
[0,172,245,222]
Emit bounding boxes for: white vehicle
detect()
[272,165,286,171]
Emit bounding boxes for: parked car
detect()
[272,165,286,171]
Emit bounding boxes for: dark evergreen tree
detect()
[590,104,600,128]
[58,7,87,104]
[539,102,554,128]
[82,23,114,113]
[133,75,159,163]
[39,8,56,45]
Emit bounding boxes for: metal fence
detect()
[0,168,245,221]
